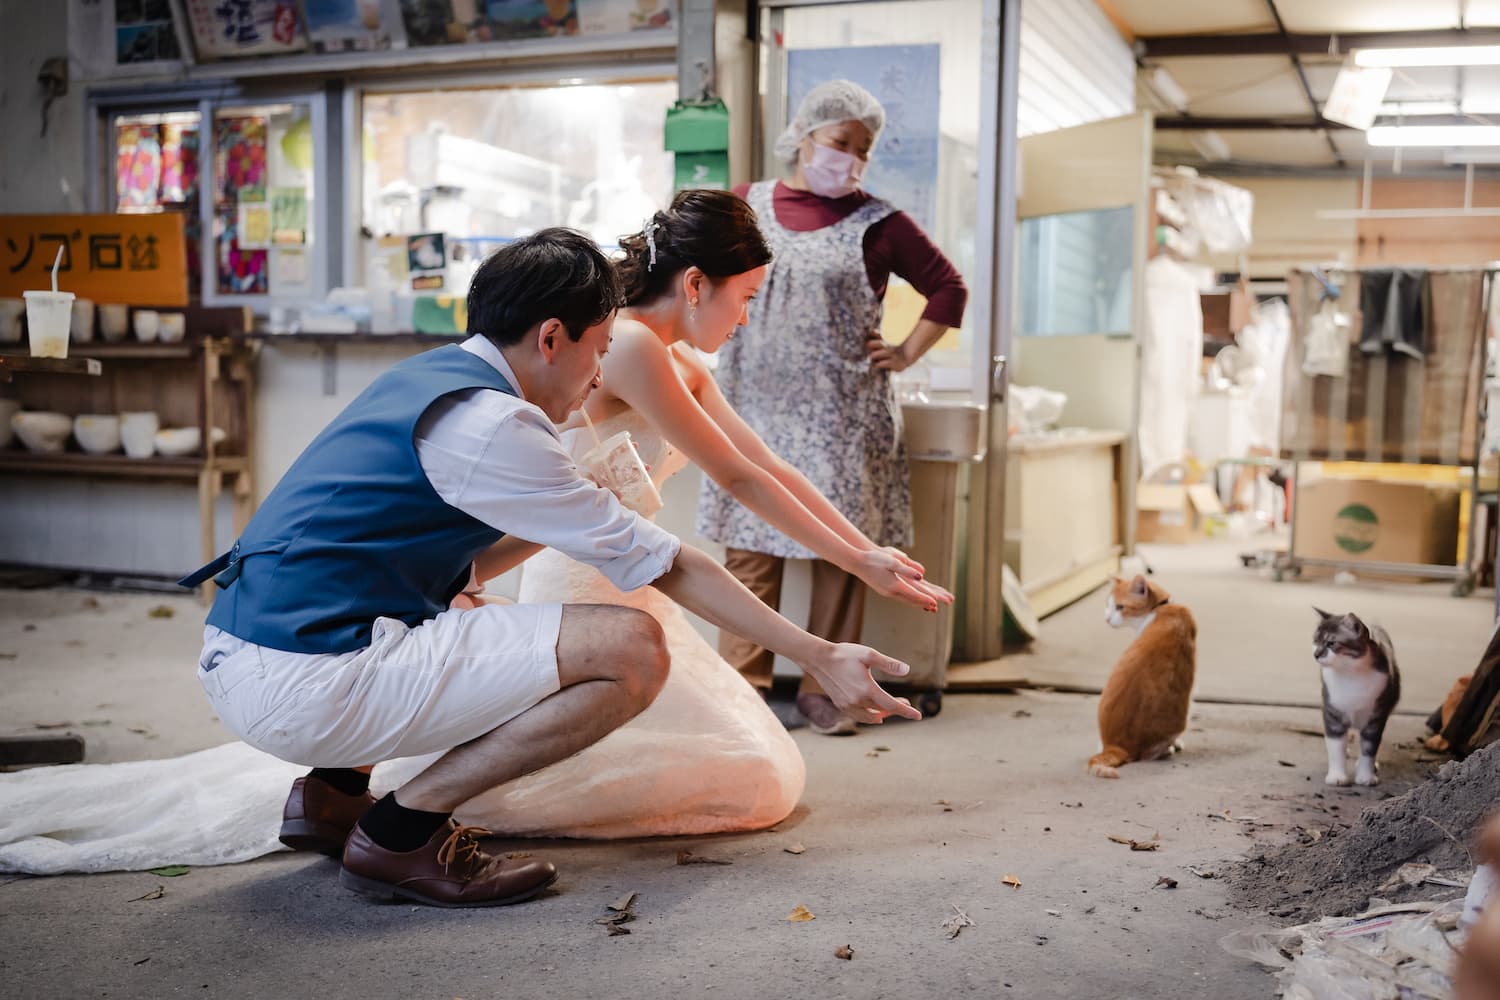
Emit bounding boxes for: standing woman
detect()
[698,79,968,735]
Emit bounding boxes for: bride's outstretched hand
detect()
[809,643,924,724]
[854,548,956,612]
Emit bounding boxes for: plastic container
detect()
[23,290,74,358]
[579,430,663,517]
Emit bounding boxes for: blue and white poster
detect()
[786,44,941,232]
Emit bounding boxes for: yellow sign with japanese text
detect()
[0,213,188,306]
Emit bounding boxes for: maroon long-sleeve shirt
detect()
[733,181,968,329]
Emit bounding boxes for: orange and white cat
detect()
[1089,575,1197,779]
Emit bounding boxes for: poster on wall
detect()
[577,0,670,35]
[115,0,182,63]
[184,0,310,59]
[397,0,580,44]
[299,0,397,51]
[786,45,941,234]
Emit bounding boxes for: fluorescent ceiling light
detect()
[1355,45,1500,67]
[1377,100,1457,117]
[1443,149,1500,164]
[1367,125,1500,146]
[1148,66,1189,113]
[1188,130,1231,161]
[1324,63,1392,129]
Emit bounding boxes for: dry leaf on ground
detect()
[606,924,631,936]
[786,905,816,922]
[1001,874,1022,889]
[676,850,732,866]
[874,745,891,752]
[147,606,175,619]
[942,904,975,940]
[594,912,633,926]
[1107,834,1160,852]
[129,886,164,902]
[147,865,190,877]
[1155,876,1178,889]
[1187,866,1216,879]
[608,891,637,912]
[865,749,880,757]
[784,843,806,855]
[834,945,853,960]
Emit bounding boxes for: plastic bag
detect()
[1303,298,1351,377]
[1220,899,1463,1000]
[1009,384,1067,435]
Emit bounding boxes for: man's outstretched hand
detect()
[804,643,924,725]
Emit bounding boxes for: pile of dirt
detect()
[1229,740,1500,922]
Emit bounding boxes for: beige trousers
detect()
[719,548,867,696]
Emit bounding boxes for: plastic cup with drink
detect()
[23,246,74,359]
[577,410,663,518]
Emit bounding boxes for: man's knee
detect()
[617,608,669,706]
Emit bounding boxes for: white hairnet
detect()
[772,79,885,167]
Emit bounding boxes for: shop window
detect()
[361,80,677,249]
[212,104,316,298]
[112,111,204,296]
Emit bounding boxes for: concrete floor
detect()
[0,541,1491,999]
[1012,537,1495,712]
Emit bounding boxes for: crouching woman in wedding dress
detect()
[382,189,952,838]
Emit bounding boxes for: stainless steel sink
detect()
[901,400,988,462]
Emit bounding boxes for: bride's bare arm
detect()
[473,535,545,583]
[601,326,944,612]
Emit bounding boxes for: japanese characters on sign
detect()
[0,215,189,306]
[184,0,309,60]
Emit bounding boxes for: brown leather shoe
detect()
[278,776,376,857]
[340,822,558,908]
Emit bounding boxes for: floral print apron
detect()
[696,180,912,558]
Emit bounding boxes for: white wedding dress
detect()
[0,410,805,875]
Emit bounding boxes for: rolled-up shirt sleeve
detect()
[418,391,680,592]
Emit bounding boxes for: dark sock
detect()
[357,792,450,853]
[307,767,371,797]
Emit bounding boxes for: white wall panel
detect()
[1018,0,1134,137]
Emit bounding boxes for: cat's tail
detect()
[1088,746,1131,779]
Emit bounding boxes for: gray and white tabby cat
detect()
[1313,608,1402,787]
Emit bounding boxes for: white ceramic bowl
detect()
[153,426,201,457]
[73,413,121,454]
[133,310,160,343]
[12,411,73,454]
[159,312,186,344]
[120,411,159,459]
[98,304,130,343]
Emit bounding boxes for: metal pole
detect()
[678,0,717,102]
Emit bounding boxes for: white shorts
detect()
[197,604,564,767]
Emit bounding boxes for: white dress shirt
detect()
[202,335,680,669]
[414,335,680,593]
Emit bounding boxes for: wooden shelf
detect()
[0,354,103,379]
[0,450,248,480]
[254,332,463,346]
[66,342,201,360]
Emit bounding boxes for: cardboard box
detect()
[1136,482,1225,544]
[1293,477,1460,566]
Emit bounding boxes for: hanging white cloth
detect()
[1138,255,1206,480]
[1238,297,1291,452]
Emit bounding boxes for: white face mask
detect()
[801,142,867,199]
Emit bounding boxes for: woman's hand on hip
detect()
[805,643,924,724]
[866,334,913,372]
[854,548,955,611]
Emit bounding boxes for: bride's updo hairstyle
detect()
[616,189,773,307]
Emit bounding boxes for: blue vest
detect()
[181,345,514,654]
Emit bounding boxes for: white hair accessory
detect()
[643,219,660,271]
